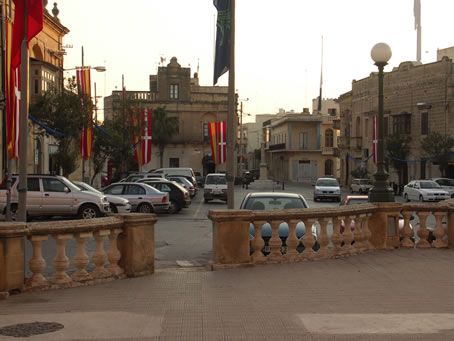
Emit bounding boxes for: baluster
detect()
[416,211,431,248]
[400,211,415,248]
[251,220,267,263]
[285,219,299,261]
[433,212,447,248]
[342,216,354,254]
[301,218,316,259]
[51,234,73,284]
[92,230,111,278]
[317,218,331,258]
[353,214,364,253]
[72,232,93,281]
[107,229,124,275]
[268,220,283,261]
[331,216,344,256]
[25,235,48,288]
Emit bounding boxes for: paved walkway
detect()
[2,248,454,340]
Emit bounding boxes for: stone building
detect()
[338,55,454,187]
[1,1,68,176]
[263,106,340,184]
[104,57,229,176]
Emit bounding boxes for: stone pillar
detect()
[0,222,26,296]
[367,202,402,249]
[259,142,268,180]
[208,210,253,267]
[118,213,157,277]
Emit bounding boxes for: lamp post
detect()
[368,42,395,202]
[239,98,249,176]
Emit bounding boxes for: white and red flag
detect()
[140,108,152,165]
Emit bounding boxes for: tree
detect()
[152,106,179,167]
[385,132,411,186]
[30,78,89,177]
[350,166,368,179]
[421,132,454,177]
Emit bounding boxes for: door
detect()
[26,177,43,216]
[42,177,73,216]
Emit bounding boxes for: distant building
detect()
[104,57,229,176]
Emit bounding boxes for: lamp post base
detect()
[368,172,395,202]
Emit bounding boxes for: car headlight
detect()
[335,189,340,194]
[102,196,109,203]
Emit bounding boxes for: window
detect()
[42,178,66,192]
[325,129,333,147]
[105,185,124,195]
[420,160,426,179]
[421,112,428,135]
[299,132,308,149]
[324,159,333,176]
[392,114,411,134]
[28,178,40,192]
[126,185,145,195]
[328,108,337,116]
[170,84,179,99]
[203,123,209,142]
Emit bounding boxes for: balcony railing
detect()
[268,143,286,151]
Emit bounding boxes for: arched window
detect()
[325,159,333,176]
[325,129,333,147]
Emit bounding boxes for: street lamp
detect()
[238,98,249,175]
[368,42,395,202]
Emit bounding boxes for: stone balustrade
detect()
[0,214,156,297]
[208,200,454,268]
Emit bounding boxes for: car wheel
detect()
[110,203,118,213]
[138,203,153,213]
[419,195,424,202]
[168,200,179,214]
[79,204,100,219]
[404,193,409,202]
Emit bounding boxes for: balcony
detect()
[268,143,286,151]
[322,147,334,155]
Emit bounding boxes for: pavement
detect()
[2,248,454,340]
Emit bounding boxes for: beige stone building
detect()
[263,106,340,184]
[104,57,229,176]
[338,55,454,187]
[1,1,68,176]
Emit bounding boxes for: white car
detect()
[429,178,454,198]
[73,181,132,214]
[313,177,341,202]
[403,180,449,202]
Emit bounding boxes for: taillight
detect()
[184,192,189,199]
[190,187,194,191]
[162,196,167,203]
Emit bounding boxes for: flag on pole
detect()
[6,0,43,159]
[140,108,152,166]
[372,115,378,164]
[213,0,231,85]
[76,67,93,160]
[317,36,323,112]
[208,122,218,164]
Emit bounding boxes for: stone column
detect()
[118,213,157,277]
[208,210,253,267]
[0,222,26,296]
[259,141,268,180]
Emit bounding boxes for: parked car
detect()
[339,195,414,237]
[0,174,110,220]
[101,182,170,213]
[313,177,341,202]
[194,172,205,188]
[140,179,191,213]
[240,192,318,255]
[72,181,132,214]
[350,178,373,194]
[250,169,260,180]
[429,178,454,198]
[166,174,198,189]
[150,168,197,187]
[203,173,227,203]
[167,176,196,197]
[124,173,166,182]
[403,180,450,202]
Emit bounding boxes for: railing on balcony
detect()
[268,143,286,151]
[322,147,334,155]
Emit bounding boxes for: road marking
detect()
[298,313,454,334]
[193,196,204,218]
[176,260,201,267]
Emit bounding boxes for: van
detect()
[203,173,227,203]
[151,168,197,187]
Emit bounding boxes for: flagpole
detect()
[226,0,235,209]
[81,46,85,182]
[17,0,29,222]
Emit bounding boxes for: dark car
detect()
[239,192,318,255]
[140,179,191,213]
[250,169,260,180]
[194,172,205,188]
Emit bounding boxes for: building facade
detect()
[338,56,454,187]
[104,57,229,177]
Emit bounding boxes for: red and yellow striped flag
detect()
[76,67,93,160]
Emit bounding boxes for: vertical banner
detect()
[213,0,231,85]
[76,67,93,160]
[208,122,218,164]
[141,108,152,165]
[132,108,142,165]
[217,121,227,164]
[372,115,378,164]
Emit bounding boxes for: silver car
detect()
[101,182,170,213]
[313,177,341,202]
[167,176,196,197]
[0,174,110,220]
[73,181,132,214]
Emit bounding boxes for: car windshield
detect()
[244,197,307,210]
[73,181,102,195]
[420,181,441,189]
[317,179,339,187]
[206,175,226,185]
[346,198,368,205]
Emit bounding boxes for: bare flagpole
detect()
[226,0,235,208]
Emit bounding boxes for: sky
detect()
[56,0,454,122]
